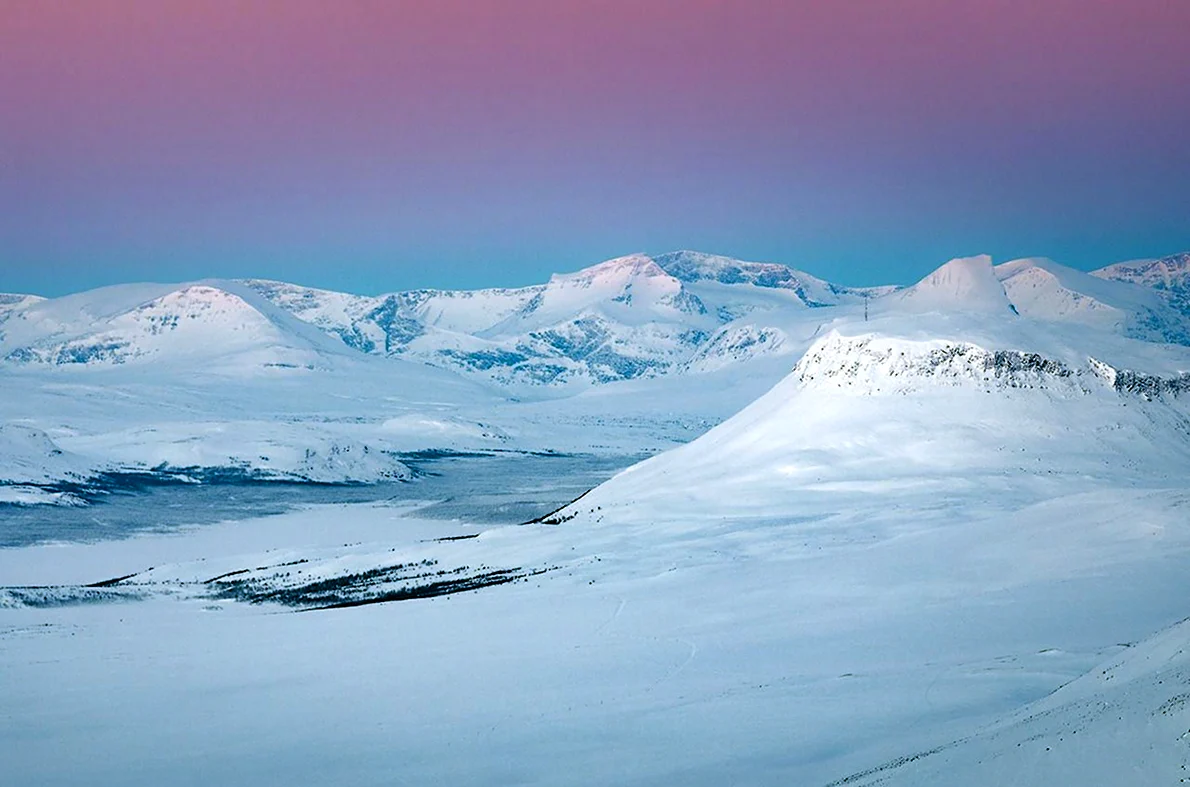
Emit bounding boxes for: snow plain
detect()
[3,251,1190,785]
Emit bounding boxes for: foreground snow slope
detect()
[838,615,1190,786]
[2,466,1188,785]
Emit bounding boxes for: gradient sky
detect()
[2,0,1188,297]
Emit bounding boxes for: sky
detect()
[2,0,1188,297]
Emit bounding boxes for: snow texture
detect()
[3,248,1190,785]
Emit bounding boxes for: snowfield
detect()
[835,615,1190,786]
[2,249,1190,785]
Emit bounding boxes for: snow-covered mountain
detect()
[889,254,1017,315]
[518,273,1190,783]
[544,311,1190,528]
[0,281,359,372]
[1094,251,1190,317]
[11,250,1188,391]
[0,293,44,315]
[239,249,1190,387]
[239,252,880,388]
[997,255,1190,344]
[2,250,874,389]
[653,250,892,305]
[4,249,1190,492]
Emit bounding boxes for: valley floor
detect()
[3,472,1188,785]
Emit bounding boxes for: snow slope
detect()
[0,424,99,504]
[3,439,1190,785]
[998,256,1190,343]
[840,616,1190,786]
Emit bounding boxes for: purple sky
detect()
[2,0,1188,296]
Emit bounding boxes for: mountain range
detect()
[5,250,1186,389]
[2,249,1188,490]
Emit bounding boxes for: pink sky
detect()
[2,1,1188,294]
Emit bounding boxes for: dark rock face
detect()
[1111,369,1190,400]
[6,341,133,366]
[983,350,1072,380]
[437,348,530,371]
[366,296,425,353]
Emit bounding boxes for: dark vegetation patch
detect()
[1,558,548,611]
[821,742,953,787]
[983,350,1072,379]
[208,559,551,610]
[0,586,147,608]
[304,567,549,611]
[86,572,142,588]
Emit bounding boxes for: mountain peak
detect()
[650,249,877,307]
[894,255,1014,315]
[555,254,668,285]
[533,253,701,321]
[653,250,810,288]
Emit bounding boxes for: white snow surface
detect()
[3,249,1190,784]
[840,615,1190,785]
[1000,256,1190,343]
[0,424,99,487]
[888,255,1016,315]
